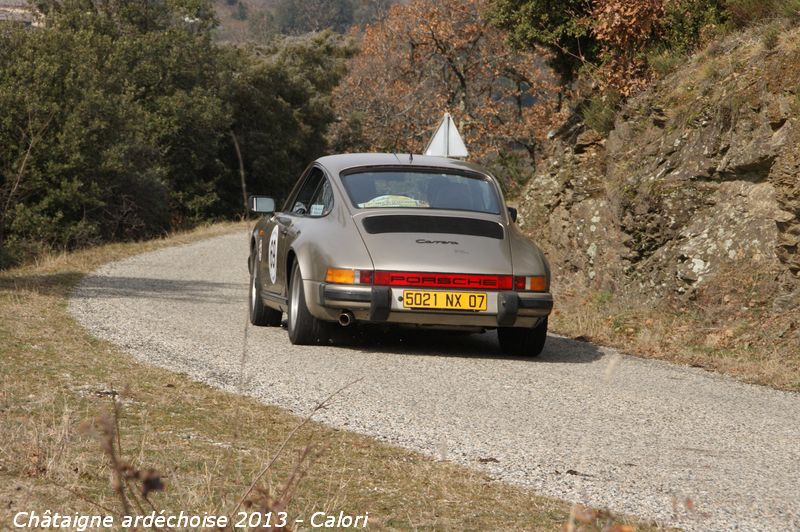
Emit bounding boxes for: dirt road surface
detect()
[70,231,800,531]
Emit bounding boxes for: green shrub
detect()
[643,0,730,81]
[662,0,730,55]
[777,0,800,21]
[486,151,537,197]
[582,94,620,135]
[762,23,781,49]
[648,49,684,76]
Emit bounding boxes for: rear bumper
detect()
[314,282,552,328]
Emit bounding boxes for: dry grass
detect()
[549,266,800,392]
[0,222,652,530]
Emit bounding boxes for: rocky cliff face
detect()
[520,28,800,314]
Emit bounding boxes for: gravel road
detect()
[69,231,800,531]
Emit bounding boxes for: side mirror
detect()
[507,206,518,223]
[249,196,275,214]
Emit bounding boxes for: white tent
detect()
[423,113,469,158]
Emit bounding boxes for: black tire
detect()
[249,261,282,327]
[497,318,548,357]
[287,262,329,345]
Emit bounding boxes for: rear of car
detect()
[306,160,552,354]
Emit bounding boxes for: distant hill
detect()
[0,0,37,25]
[212,0,396,42]
[213,0,275,42]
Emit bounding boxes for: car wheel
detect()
[249,260,282,326]
[497,318,548,357]
[287,262,329,345]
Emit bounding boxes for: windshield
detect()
[341,170,501,214]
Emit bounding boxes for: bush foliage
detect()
[489,0,797,97]
[330,0,562,182]
[0,1,352,267]
[581,93,620,135]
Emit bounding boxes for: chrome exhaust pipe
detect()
[338,311,354,327]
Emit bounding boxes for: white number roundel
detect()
[268,225,280,284]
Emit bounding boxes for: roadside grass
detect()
[0,222,650,530]
[549,269,800,392]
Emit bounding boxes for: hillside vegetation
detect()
[7,0,795,266]
[520,24,800,389]
[0,0,353,267]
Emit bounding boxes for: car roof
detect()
[315,153,494,179]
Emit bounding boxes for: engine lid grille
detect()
[361,215,504,240]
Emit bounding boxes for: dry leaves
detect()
[331,0,563,159]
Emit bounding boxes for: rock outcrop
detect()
[520,28,800,309]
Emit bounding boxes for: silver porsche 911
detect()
[247,153,553,357]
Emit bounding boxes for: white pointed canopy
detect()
[423,112,469,158]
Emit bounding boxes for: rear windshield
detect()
[341,170,501,214]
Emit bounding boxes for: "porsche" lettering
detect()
[416,239,459,245]
[389,274,499,288]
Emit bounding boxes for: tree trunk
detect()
[230,130,248,215]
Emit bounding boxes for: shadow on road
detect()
[73,275,244,304]
[63,270,604,364]
[334,326,604,364]
[0,271,84,298]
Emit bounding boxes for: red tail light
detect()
[359,270,373,284]
[373,271,513,290]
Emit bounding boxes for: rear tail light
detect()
[514,276,547,292]
[325,268,373,285]
[373,271,513,290]
[325,269,546,291]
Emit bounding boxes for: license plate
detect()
[402,290,487,311]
